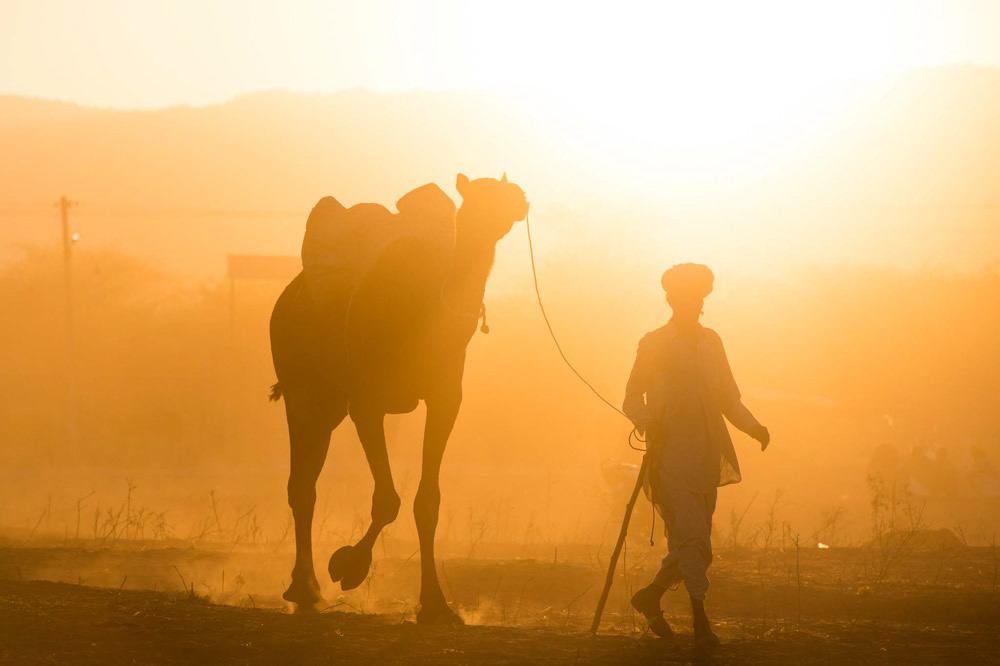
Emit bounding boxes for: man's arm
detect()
[623,337,653,435]
[716,335,770,450]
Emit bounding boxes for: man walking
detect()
[623,263,770,646]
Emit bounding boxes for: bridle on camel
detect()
[439,287,490,334]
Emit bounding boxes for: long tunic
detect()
[623,320,761,493]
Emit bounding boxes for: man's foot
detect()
[691,597,720,647]
[631,584,673,639]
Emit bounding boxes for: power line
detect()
[2,200,1000,216]
[0,202,303,217]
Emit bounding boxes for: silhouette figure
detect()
[622,263,770,647]
[269,174,528,622]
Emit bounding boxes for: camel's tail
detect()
[268,382,283,402]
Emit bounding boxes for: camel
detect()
[269,173,528,623]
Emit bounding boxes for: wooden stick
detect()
[590,454,649,635]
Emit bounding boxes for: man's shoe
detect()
[691,597,720,647]
[631,585,673,639]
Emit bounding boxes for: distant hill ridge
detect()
[1,65,998,275]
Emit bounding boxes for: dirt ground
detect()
[1,545,999,664]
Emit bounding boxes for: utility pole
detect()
[58,195,79,454]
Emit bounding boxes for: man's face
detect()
[667,293,705,320]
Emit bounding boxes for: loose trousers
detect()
[652,484,718,601]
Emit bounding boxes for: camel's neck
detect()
[441,215,496,314]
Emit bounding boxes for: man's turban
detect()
[660,263,714,298]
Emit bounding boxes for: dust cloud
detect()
[1,67,999,625]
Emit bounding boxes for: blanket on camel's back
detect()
[299,183,457,311]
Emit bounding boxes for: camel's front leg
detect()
[414,391,463,624]
[328,405,401,591]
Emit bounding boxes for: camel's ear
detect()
[456,173,470,196]
[500,172,507,184]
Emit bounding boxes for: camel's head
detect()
[455,173,529,242]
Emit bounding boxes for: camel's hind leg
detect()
[414,393,463,625]
[282,390,346,608]
[327,405,401,591]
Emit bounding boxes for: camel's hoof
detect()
[282,576,324,608]
[328,545,372,591]
[416,602,465,626]
[695,625,721,648]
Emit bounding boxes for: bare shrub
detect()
[865,474,925,587]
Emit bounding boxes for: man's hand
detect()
[635,417,651,438]
[754,425,770,451]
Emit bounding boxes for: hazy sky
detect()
[2,0,1000,109]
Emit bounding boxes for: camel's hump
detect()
[344,202,394,224]
[302,200,392,269]
[302,196,346,268]
[396,183,456,226]
[300,185,454,272]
